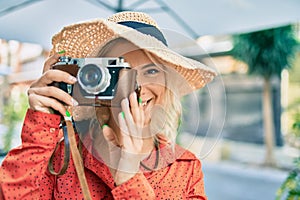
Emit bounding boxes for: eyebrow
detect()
[141,63,157,69]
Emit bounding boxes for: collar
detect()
[140,142,198,172]
[82,141,198,186]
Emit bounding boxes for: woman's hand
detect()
[27,53,78,116]
[102,92,151,185]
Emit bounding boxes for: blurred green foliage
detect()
[2,92,28,151]
[232,24,298,79]
[276,99,300,200]
[276,158,300,200]
[292,111,300,138]
[289,52,300,83]
[287,98,300,138]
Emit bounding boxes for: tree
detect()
[231,25,298,166]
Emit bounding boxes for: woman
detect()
[0,11,216,199]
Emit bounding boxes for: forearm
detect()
[0,109,61,199]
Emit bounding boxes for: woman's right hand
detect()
[27,53,78,116]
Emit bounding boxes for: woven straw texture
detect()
[50,11,217,93]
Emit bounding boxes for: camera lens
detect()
[80,65,101,86]
[78,64,111,94]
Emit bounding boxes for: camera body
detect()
[52,56,136,106]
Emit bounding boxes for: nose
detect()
[136,72,143,86]
[138,86,147,97]
[136,73,149,96]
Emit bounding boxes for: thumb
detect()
[102,124,119,147]
[102,124,121,170]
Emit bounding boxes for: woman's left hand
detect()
[102,92,149,185]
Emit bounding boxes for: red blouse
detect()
[0,109,207,199]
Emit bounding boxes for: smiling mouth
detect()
[142,98,152,107]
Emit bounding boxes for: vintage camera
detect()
[52,56,137,106]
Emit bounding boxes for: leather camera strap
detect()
[48,117,92,200]
[48,125,70,175]
[65,118,92,200]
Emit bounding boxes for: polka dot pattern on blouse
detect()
[0,109,207,199]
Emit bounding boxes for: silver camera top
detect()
[58,56,130,68]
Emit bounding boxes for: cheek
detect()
[137,71,166,87]
[152,85,166,104]
[138,77,165,87]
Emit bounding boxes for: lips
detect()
[142,98,152,107]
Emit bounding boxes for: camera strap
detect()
[48,125,70,175]
[48,114,92,200]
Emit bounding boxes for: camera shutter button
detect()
[59,56,71,63]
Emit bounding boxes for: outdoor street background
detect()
[1,1,300,199]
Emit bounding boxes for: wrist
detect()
[113,155,141,186]
[114,171,140,186]
[117,154,141,173]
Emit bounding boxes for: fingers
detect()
[118,110,144,154]
[28,86,77,107]
[122,92,144,126]
[121,98,135,133]
[129,92,144,127]
[43,52,64,73]
[30,69,77,88]
[28,80,78,115]
[121,96,144,140]
[28,93,67,115]
[118,112,129,140]
[102,125,122,169]
[28,52,77,114]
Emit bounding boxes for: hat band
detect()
[118,21,168,46]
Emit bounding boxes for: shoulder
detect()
[169,145,203,175]
[175,144,199,161]
[158,143,201,167]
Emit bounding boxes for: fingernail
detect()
[138,97,142,104]
[122,98,129,106]
[58,50,66,54]
[131,92,137,99]
[66,110,71,117]
[71,98,78,106]
[102,124,108,129]
[69,76,77,82]
[121,111,125,119]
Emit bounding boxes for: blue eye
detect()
[145,68,159,75]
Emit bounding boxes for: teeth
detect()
[142,99,150,107]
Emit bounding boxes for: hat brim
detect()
[50,19,217,95]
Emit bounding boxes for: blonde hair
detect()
[96,37,182,145]
[142,50,181,146]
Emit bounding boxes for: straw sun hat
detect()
[50,11,217,94]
